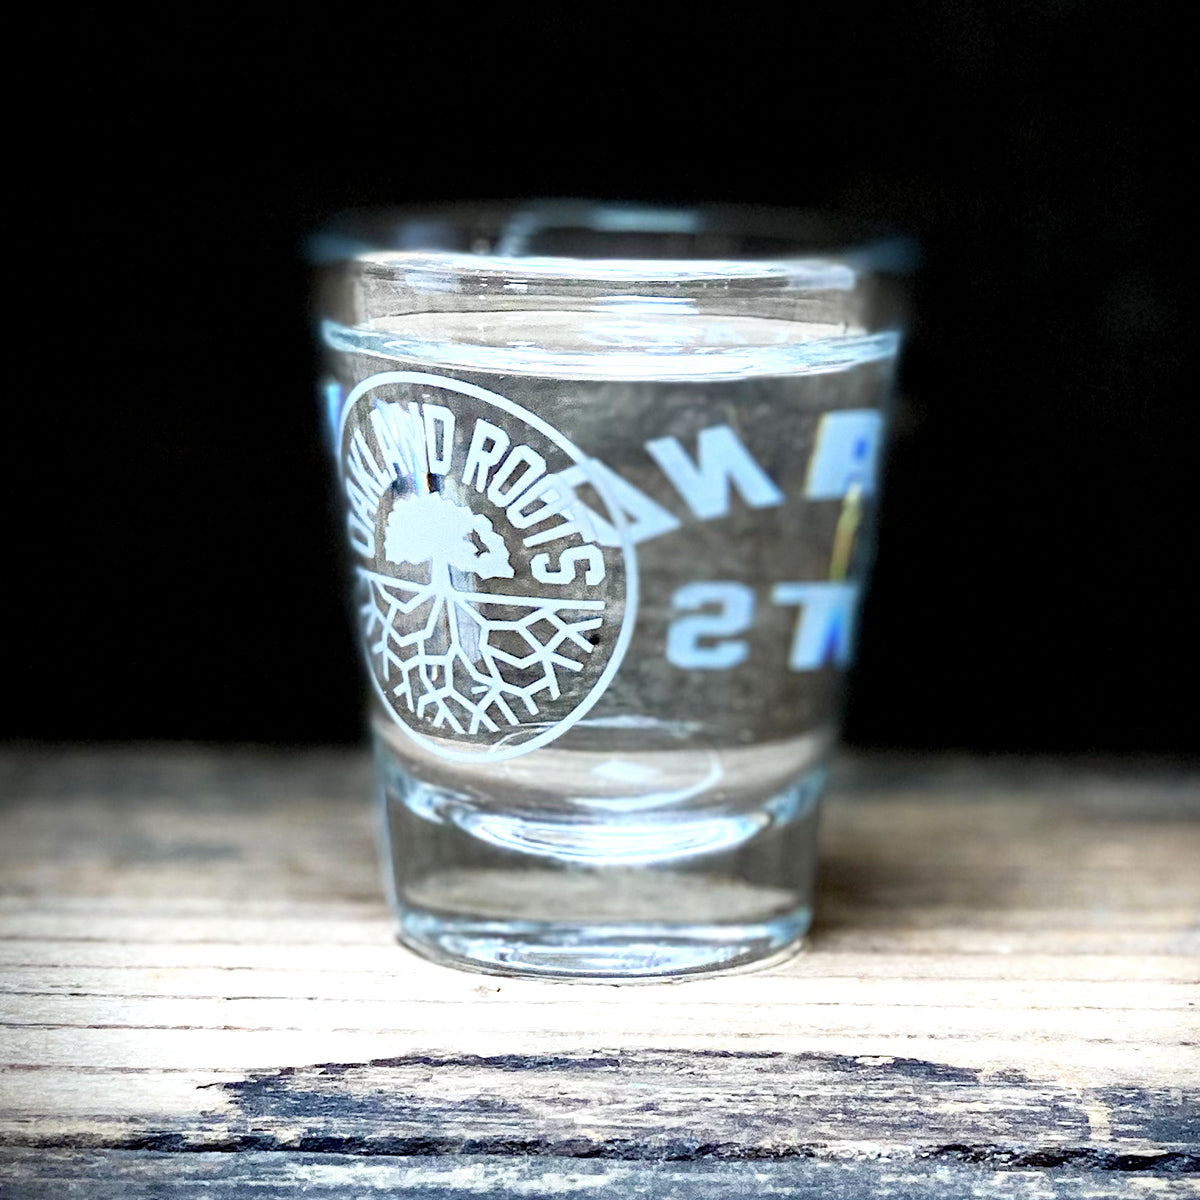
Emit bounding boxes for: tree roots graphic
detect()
[358,569,604,736]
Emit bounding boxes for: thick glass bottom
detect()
[396,903,811,980]
[375,732,824,981]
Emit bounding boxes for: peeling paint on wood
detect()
[0,1150,1197,1198]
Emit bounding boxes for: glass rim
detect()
[309,199,918,284]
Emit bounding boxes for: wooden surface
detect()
[0,748,1197,1197]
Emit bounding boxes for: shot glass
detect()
[313,202,908,979]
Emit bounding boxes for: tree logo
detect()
[337,372,637,762]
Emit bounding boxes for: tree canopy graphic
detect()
[359,491,605,739]
[383,492,514,580]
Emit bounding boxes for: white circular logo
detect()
[338,372,637,761]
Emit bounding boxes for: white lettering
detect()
[487,445,547,508]
[462,420,510,492]
[422,404,455,474]
[646,424,783,520]
[531,545,606,586]
[344,428,392,556]
[507,475,574,530]
[345,480,376,556]
[666,581,755,669]
[370,402,427,480]
[347,427,391,504]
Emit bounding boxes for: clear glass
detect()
[314,201,908,979]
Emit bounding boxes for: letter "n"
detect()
[646,424,783,520]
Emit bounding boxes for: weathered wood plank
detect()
[1,1149,1196,1199]
[0,961,1195,1088]
[3,915,1195,956]
[0,748,1197,1187]
[4,1049,1195,1155]
[2,930,1196,981]
[5,977,1195,1022]
[0,997,1191,1062]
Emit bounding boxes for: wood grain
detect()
[0,748,1197,1197]
[2,1149,1198,1198]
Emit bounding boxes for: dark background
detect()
[8,7,1191,753]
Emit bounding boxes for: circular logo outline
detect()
[339,370,639,763]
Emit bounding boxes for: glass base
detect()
[395,905,811,980]
[375,732,825,981]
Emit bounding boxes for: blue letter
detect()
[804,411,883,500]
[666,582,756,669]
[771,582,860,669]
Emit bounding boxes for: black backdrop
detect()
[8,6,1191,752]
